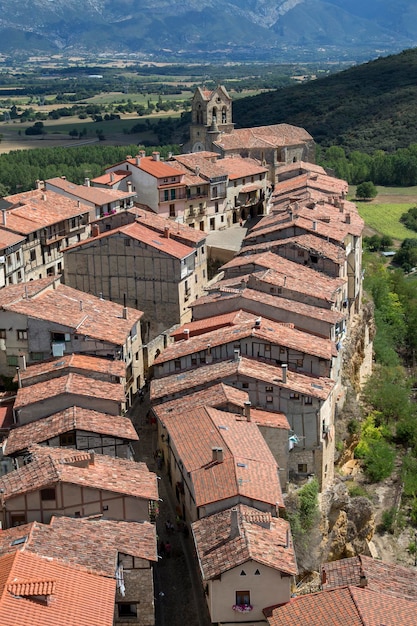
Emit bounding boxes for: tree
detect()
[356,181,377,199]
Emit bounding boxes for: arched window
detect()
[212,107,217,123]
[222,107,227,123]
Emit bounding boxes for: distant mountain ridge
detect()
[1,0,417,61]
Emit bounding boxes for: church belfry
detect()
[190,85,234,152]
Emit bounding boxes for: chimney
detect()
[2,209,6,226]
[42,193,47,201]
[243,401,251,421]
[345,213,351,224]
[183,328,190,340]
[359,572,368,588]
[286,528,290,548]
[84,177,90,187]
[152,151,160,162]
[135,154,141,166]
[79,300,83,311]
[122,293,128,320]
[61,175,66,180]
[77,200,81,208]
[282,363,288,384]
[339,201,344,213]
[312,220,317,231]
[89,450,95,465]
[254,317,261,329]
[35,179,42,190]
[91,224,100,238]
[110,172,114,182]
[164,226,170,238]
[195,165,200,176]
[321,568,327,585]
[16,367,22,389]
[127,181,132,193]
[212,446,223,463]
[230,507,240,539]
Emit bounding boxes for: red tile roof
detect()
[0,551,115,626]
[0,228,25,250]
[191,286,344,327]
[0,516,157,577]
[214,124,313,151]
[133,209,206,245]
[151,356,335,403]
[153,383,249,426]
[13,354,126,385]
[322,554,417,602]
[4,406,138,455]
[170,310,256,340]
[0,278,143,346]
[165,406,284,509]
[13,373,125,410]
[250,408,290,430]
[241,232,346,265]
[45,177,135,204]
[214,156,268,180]
[265,585,417,626]
[155,316,336,365]
[0,444,158,502]
[2,189,90,235]
[192,504,297,580]
[91,169,131,186]
[128,155,186,180]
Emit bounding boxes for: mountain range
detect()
[1,0,417,62]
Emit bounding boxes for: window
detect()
[169,204,176,217]
[298,464,308,473]
[266,395,273,403]
[236,591,250,607]
[215,201,219,213]
[40,488,56,501]
[212,186,218,197]
[124,239,131,246]
[6,355,18,367]
[304,396,313,405]
[197,186,201,195]
[290,392,300,400]
[17,329,27,341]
[0,329,6,339]
[59,432,76,446]
[174,360,181,370]
[297,250,304,257]
[164,190,169,202]
[71,217,76,229]
[310,255,318,264]
[30,352,44,361]
[265,386,273,392]
[30,249,36,262]
[242,382,249,389]
[117,604,137,618]
[51,332,65,342]
[16,251,21,263]
[11,514,26,527]
[170,189,176,201]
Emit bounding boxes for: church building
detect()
[186,85,316,186]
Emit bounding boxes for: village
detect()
[0,85,415,626]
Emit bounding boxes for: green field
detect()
[357,202,417,240]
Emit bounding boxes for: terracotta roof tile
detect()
[133,209,206,244]
[4,406,138,456]
[153,383,249,426]
[13,373,125,409]
[213,156,268,180]
[151,356,334,403]
[242,232,346,265]
[250,408,290,430]
[0,551,115,626]
[191,287,345,327]
[3,189,90,235]
[221,252,345,301]
[215,124,312,151]
[91,169,131,186]
[45,177,134,204]
[0,228,25,250]
[127,155,186,180]
[174,153,228,180]
[266,586,417,626]
[322,554,417,602]
[192,504,297,580]
[0,516,157,576]
[165,406,283,509]
[13,354,126,385]
[155,316,336,365]
[170,310,255,340]
[0,444,158,502]
[0,278,142,346]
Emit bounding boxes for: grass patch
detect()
[357,202,417,240]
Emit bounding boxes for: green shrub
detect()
[402,455,417,497]
[347,483,370,499]
[410,499,417,527]
[379,507,396,533]
[347,419,360,435]
[363,439,395,482]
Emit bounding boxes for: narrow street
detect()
[128,395,212,626]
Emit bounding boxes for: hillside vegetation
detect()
[233,48,417,153]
